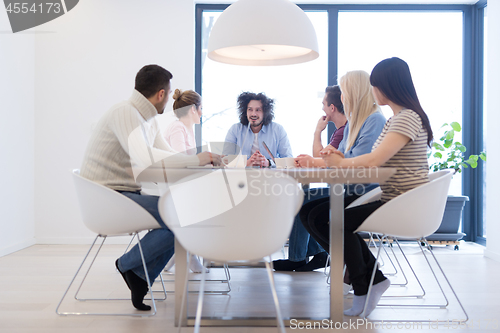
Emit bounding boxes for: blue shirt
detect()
[223,122,293,160]
[337,111,386,195]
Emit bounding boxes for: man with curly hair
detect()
[223,92,293,167]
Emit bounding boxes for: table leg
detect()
[329,183,344,323]
[174,238,188,327]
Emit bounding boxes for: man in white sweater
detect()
[81,65,219,310]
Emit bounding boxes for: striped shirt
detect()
[372,109,429,202]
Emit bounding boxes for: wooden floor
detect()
[0,242,498,333]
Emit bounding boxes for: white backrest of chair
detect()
[158,169,304,262]
[72,169,160,236]
[354,169,454,239]
[346,187,382,209]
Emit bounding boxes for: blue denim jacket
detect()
[338,111,387,194]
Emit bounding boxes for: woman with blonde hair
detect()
[288,71,386,273]
[163,89,207,273]
[164,89,202,155]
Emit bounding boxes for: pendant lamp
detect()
[207,0,319,66]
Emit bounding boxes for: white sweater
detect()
[81,90,200,192]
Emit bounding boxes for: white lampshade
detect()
[207,0,319,66]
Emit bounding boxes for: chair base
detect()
[177,256,286,333]
[56,234,161,317]
[360,236,468,323]
[156,263,231,294]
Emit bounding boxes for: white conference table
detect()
[137,166,395,326]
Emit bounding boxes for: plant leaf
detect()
[434,152,442,158]
[455,143,466,153]
[433,143,445,151]
[467,159,478,168]
[450,121,461,132]
[445,130,455,141]
[469,155,479,161]
[480,152,487,161]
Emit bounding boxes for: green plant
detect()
[429,122,486,174]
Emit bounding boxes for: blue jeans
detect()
[288,187,330,262]
[115,191,174,283]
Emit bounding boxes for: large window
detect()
[338,10,463,194]
[199,10,329,156]
[196,3,486,243]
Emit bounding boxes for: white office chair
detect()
[158,169,303,333]
[354,169,468,322]
[346,187,418,292]
[56,170,166,316]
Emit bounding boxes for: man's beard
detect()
[250,119,263,128]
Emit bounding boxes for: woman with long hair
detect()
[302,57,432,317]
[285,72,386,274]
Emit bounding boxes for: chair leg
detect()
[74,235,107,300]
[74,234,166,302]
[266,258,286,333]
[56,235,99,315]
[375,238,425,302]
[56,234,156,316]
[381,236,407,282]
[194,259,210,333]
[361,235,386,319]
[369,233,386,269]
[176,254,192,333]
[159,261,231,294]
[324,255,331,277]
[124,233,167,301]
[150,272,168,300]
[359,236,468,322]
[376,234,400,276]
[420,238,468,322]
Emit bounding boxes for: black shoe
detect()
[295,252,329,272]
[272,259,307,271]
[115,259,151,311]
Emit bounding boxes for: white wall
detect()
[485,0,500,261]
[33,0,195,243]
[0,10,36,256]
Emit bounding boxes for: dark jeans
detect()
[115,191,174,283]
[287,187,329,262]
[300,198,386,296]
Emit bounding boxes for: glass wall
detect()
[197,3,485,242]
[338,11,463,194]
[200,11,329,156]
